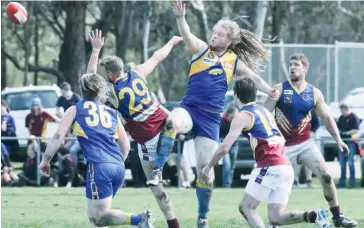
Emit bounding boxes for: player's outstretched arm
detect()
[172,0,208,55]
[264,83,282,112]
[314,89,350,155]
[116,116,131,159]
[132,36,183,79]
[39,106,76,176]
[202,112,252,177]
[87,29,105,74]
[235,60,279,100]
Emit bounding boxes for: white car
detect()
[1,85,61,147]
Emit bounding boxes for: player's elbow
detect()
[221,144,230,155]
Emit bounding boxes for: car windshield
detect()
[2,90,58,111]
[342,92,364,108]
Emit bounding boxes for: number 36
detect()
[84,102,112,128]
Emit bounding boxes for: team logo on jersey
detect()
[283,90,293,95]
[208,52,214,59]
[203,58,217,65]
[284,95,292,104]
[301,93,312,101]
[208,68,223,75]
[224,62,233,69]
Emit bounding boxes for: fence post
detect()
[334,40,339,102]
[36,138,41,186]
[177,140,182,188]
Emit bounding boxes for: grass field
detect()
[2,187,364,228]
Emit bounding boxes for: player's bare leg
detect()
[267,203,329,227]
[149,107,193,186]
[239,193,265,228]
[86,196,154,227]
[195,137,218,228]
[141,160,180,228]
[299,143,357,227]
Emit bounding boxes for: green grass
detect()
[2,187,364,228]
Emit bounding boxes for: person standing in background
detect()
[1,100,19,157]
[220,104,239,188]
[336,104,360,188]
[56,82,81,119]
[25,96,58,152]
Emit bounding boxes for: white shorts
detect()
[138,132,161,162]
[285,139,320,166]
[245,165,294,205]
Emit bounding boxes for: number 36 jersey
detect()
[112,71,167,144]
[73,99,124,164]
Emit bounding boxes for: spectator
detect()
[54,147,75,188]
[220,104,239,188]
[293,109,319,188]
[56,82,81,119]
[1,100,19,157]
[178,133,196,188]
[20,136,55,186]
[1,143,19,186]
[25,96,57,152]
[336,103,360,188]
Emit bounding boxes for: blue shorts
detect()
[180,104,221,142]
[85,162,125,200]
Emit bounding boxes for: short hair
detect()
[233,77,257,104]
[78,73,108,99]
[289,53,309,68]
[99,56,124,76]
[59,82,71,91]
[339,103,349,110]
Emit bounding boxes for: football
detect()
[6,2,28,24]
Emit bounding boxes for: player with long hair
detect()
[148,1,279,227]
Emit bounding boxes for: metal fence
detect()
[259,42,364,103]
[2,136,364,188]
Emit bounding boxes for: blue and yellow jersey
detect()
[181,48,239,112]
[73,99,123,164]
[112,71,158,122]
[240,103,288,167]
[275,80,318,146]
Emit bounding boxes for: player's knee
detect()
[238,203,252,220]
[319,172,332,185]
[268,213,282,226]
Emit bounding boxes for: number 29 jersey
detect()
[73,99,123,164]
[112,71,167,144]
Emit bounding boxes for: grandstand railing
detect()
[2,136,364,187]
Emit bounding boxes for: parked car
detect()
[316,87,364,161]
[1,85,61,157]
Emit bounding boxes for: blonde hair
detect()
[78,73,108,99]
[214,19,271,73]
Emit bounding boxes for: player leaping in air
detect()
[264,53,357,228]
[148,1,279,227]
[87,29,182,228]
[201,77,330,228]
[38,73,154,228]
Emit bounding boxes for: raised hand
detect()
[89,29,105,50]
[172,0,186,18]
